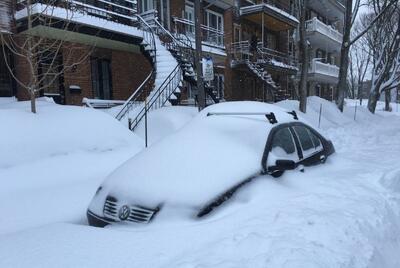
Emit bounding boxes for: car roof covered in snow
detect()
[100,101,301,209]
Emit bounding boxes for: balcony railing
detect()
[306,17,342,44]
[309,59,339,77]
[173,17,224,48]
[262,0,295,17]
[17,0,138,26]
[230,41,297,70]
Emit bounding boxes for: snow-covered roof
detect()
[91,101,302,216]
[240,4,299,25]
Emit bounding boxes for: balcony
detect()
[230,41,298,73]
[240,0,299,30]
[17,0,138,26]
[308,59,339,84]
[306,17,343,52]
[172,17,225,49]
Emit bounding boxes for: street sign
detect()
[202,57,214,81]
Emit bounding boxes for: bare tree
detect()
[349,18,371,103]
[364,1,400,113]
[336,0,397,112]
[297,0,308,113]
[0,0,93,113]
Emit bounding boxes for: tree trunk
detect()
[336,0,353,112]
[30,89,36,114]
[368,89,379,113]
[298,0,308,113]
[385,89,391,111]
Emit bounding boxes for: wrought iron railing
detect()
[129,64,182,131]
[173,17,225,48]
[152,18,194,65]
[230,40,297,69]
[114,14,157,121]
[17,0,138,26]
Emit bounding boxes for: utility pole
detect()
[194,0,205,110]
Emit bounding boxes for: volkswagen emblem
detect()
[118,205,130,220]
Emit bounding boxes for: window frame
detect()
[262,122,329,174]
[292,125,324,159]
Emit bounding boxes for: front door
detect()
[91,58,112,100]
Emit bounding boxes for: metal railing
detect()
[115,14,157,121]
[115,70,155,120]
[230,41,297,68]
[18,0,138,26]
[173,17,225,48]
[306,17,343,44]
[129,64,182,131]
[152,18,194,65]
[263,0,295,16]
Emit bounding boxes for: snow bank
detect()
[134,106,198,145]
[0,99,142,168]
[0,99,143,234]
[2,97,400,268]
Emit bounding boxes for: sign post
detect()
[202,57,214,82]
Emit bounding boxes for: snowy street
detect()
[0,98,399,268]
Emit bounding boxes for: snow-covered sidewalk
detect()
[1,97,400,268]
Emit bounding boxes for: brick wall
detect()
[14,38,152,105]
[63,44,93,105]
[111,49,152,100]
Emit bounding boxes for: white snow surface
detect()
[0,98,144,234]
[1,97,400,268]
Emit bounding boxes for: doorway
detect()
[91,58,113,100]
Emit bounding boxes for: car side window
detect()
[309,130,323,150]
[267,127,299,167]
[293,125,323,158]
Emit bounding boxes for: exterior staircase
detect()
[245,61,290,102]
[116,13,220,131]
[115,15,183,130]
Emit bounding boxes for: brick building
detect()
[0,0,345,109]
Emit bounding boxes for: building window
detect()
[91,58,113,100]
[204,9,224,46]
[140,0,154,13]
[234,24,241,43]
[184,2,195,37]
[213,73,224,99]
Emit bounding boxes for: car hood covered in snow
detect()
[90,102,300,216]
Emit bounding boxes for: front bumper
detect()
[87,210,115,227]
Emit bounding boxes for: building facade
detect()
[303,0,345,100]
[0,0,345,108]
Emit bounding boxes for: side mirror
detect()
[275,159,296,171]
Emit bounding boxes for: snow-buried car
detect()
[87,102,335,227]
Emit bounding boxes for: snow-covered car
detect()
[87,102,335,227]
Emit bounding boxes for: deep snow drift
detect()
[1,97,400,268]
[0,98,144,235]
